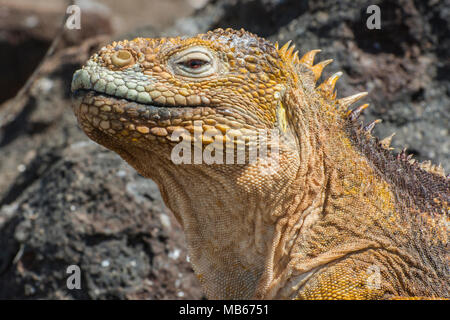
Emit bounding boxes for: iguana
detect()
[71,28,449,299]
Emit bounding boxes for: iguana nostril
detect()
[111,50,133,67]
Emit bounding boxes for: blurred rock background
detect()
[0,0,448,299]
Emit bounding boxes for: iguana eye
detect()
[181,59,208,69]
[170,47,216,78]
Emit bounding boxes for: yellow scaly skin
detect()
[71,28,449,299]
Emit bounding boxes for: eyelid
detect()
[175,51,211,65]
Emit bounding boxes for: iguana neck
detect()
[147,150,302,299]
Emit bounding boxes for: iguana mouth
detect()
[71,88,219,146]
[73,88,206,110]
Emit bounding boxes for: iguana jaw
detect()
[71,88,219,151]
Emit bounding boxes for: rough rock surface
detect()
[0,143,202,299]
[0,0,448,299]
[0,0,113,104]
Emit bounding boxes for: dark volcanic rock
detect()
[0,143,202,299]
[0,0,112,105]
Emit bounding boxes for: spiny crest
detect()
[418,161,446,178]
[347,103,369,121]
[283,45,448,180]
[295,48,369,118]
[395,147,447,178]
[299,48,447,178]
[376,132,447,178]
[317,70,341,99]
[339,92,369,114]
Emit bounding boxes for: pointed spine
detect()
[348,103,369,121]
[279,40,292,57]
[317,71,342,96]
[299,49,321,66]
[397,148,408,161]
[380,133,395,150]
[286,44,295,59]
[338,92,368,110]
[292,51,299,64]
[363,119,382,134]
[311,59,334,82]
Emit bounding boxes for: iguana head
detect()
[71,28,299,157]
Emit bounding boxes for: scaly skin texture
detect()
[71,28,449,299]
